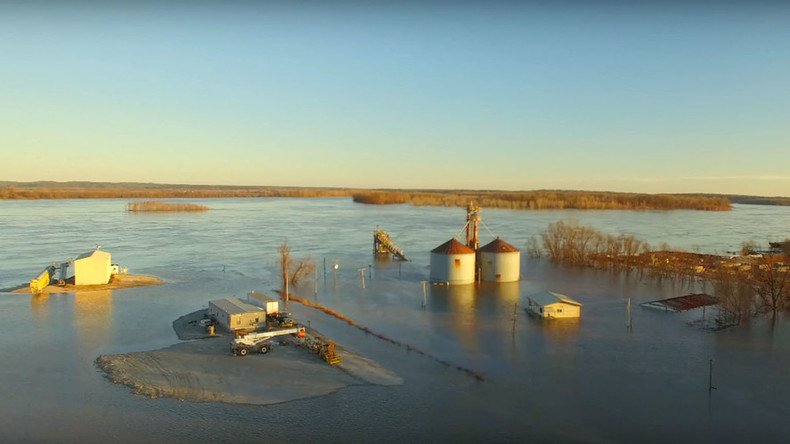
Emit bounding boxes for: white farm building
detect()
[72,248,113,286]
[526,291,582,319]
[430,238,476,285]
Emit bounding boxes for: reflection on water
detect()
[73,290,113,357]
[29,290,114,363]
[30,293,50,322]
[533,317,581,339]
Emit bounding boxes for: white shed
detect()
[430,238,476,285]
[209,297,267,332]
[73,249,112,286]
[479,237,521,283]
[526,291,582,319]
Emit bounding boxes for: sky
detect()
[1,1,789,195]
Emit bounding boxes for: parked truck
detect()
[231,327,305,356]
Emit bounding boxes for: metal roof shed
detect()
[208,297,266,332]
[526,291,582,319]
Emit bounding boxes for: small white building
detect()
[430,238,476,285]
[479,237,521,283]
[526,291,582,319]
[73,248,112,286]
[209,297,267,333]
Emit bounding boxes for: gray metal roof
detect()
[527,290,582,307]
[209,297,265,315]
[75,249,111,261]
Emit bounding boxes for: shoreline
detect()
[96,309,402,405]
[6,273,164,294]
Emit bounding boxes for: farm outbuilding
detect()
[479,237,521,283]
[73,248,113,286]
[208,297,267,333]
[430,238,476,285]
[526,291,582,319]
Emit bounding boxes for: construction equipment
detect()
[29,266,56,293]
[374,227,408,261]
[231,327,306,357]
[320,340,342,365]
[304,336,342,365]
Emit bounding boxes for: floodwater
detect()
[0,199,789,443]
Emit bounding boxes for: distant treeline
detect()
[0,181,775,211]
[127,201,209,212]
[352,190,731,211]
[726,195,790,206]
[0,183,350,200]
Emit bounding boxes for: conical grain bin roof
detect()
[431,238,475,255]
[479,237,520,253]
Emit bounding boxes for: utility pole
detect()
[358,267,366,289]
[627,296,633,332]
[314,267,318,295]
[708,359,716,393]
[420,281,428,308]
[368,264,372,280]
[285,268,289,304]
[511,301,519,336]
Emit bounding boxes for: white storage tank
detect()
[479,237,520,283]
[430,238,476,285]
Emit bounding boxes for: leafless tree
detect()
[278,242,316,290]
[741,240,760,256]
[526,235,542,258]
[751,254,790,319]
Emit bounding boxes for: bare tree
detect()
[279,243,291,293]
[751,254,790,319]
[713,268,755,327]
[526,235,542,258]
[741,240,760,256]
[278,242,316,290]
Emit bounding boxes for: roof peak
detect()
[479,237,520,253]
[431,238,475,254]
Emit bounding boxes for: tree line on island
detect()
[0,181,758,211]
[351,190,731,211]
[529,220,790,328]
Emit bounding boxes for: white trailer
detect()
[208,297,267,332]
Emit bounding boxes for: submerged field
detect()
[0,198,789,442]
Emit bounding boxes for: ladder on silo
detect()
[374,227,408,261]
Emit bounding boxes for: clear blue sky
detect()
[2,1,789,195]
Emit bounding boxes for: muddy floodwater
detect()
[1,198,789,442]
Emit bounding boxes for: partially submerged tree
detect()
[740,240,760,256]
[751,254,790,319]
[713,268,756,327]
[278,242,316,293]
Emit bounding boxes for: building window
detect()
[540,307,543,313]
[454,259,461,268]
[557,308,563,313]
